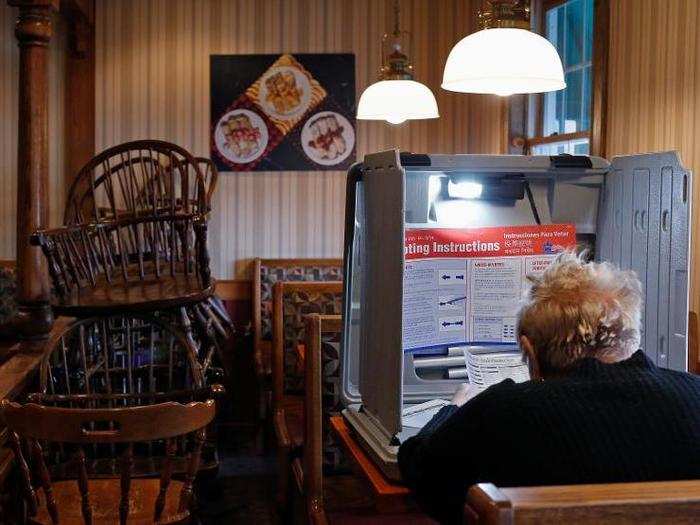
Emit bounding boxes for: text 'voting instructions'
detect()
[402,224,577,352]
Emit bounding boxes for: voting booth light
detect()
[447,180,482,200]
[339,149,691,481]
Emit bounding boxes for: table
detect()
[330,415,426,516]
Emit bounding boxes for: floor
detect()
[197,409,277,524]
[191,328,280,524]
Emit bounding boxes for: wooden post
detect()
[8,0,58,338]
[63,0,95,193]
[590,0,609,158]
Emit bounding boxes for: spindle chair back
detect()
[28,315,223,479]
[194,157,218,211]
[37,315,203,399]
[63,140,208,224]
[31,213,213,316]
[1,399,216,525]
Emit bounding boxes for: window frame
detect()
[507,0,608,157]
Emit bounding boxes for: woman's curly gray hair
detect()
[517,251,642,374]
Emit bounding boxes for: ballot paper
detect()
[401,399,452,429]
[402,224,576,352]
[464,349,530,392]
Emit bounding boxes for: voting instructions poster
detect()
[402,224,577,352]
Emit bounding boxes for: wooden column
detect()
[63,0,95,189]
[8,0,58,338]
[590,0,609,157]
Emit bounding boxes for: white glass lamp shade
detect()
[357,79,439,124]
[442,28,566,96]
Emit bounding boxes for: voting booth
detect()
[340,149,692,480]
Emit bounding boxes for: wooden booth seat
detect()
[465,480,700,524]
[253,257,342,381]
[271,282,343,512]
[291,314,436,525]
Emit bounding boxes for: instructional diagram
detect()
[402,224,577,352]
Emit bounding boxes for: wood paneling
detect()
[94,0,506,279]
[606,0,700,312]
[0,3,66,259]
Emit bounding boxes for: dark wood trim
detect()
[59,0,92,21]
[527,130,590,147]
[510,0,607,157]
[215,279,251,301]
[590,0,609,157]
[507,95,528,154]
[465,480,700,523]
[63,0,95,191]
[689,311,698,374]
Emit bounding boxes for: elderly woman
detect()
[398,252,700,524]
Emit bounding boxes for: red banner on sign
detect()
[404,224,577,260]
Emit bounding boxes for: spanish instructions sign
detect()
[402,224,577,352]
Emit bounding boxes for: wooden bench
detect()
[465,480,700,524]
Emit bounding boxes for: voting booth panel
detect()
[340,150,691,480]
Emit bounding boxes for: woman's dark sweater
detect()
[397,350,700,524]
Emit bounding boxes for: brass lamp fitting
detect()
[478,0,531,30]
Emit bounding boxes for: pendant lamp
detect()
[442,0,566,96]
[357,0,439,124]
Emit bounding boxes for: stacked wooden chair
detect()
[33,140,233,381]
[28,315,224,479]
[13,141,228,520]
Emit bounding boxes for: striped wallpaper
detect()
[0,4,66,260]
[607,0,700,312]
[93,0,506,279]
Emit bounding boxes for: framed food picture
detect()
[211,53,356,172]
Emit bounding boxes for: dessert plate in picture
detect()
[258,65,312,120]
[301,111,355,166]
[215,109,269,164]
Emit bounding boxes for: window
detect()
[529,0,594,155]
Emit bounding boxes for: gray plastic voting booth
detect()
[340,149,692,480]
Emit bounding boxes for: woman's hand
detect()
[450,383,479,407]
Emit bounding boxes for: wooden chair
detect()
[465,480,700,524]
[63,140,208,224]
[252,258,342,444]
[1,398,216,524]
[57,142,231,377]
[35,315,203,399]
[271,281,343,513]
[31,213,213,317]
[37,140,214,318]
[292,314,434,525]
[29,314,222,478]
[194,157,219,212]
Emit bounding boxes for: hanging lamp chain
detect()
[379,0,414,81]
[393,0,401,36]
[478,0,531,30]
